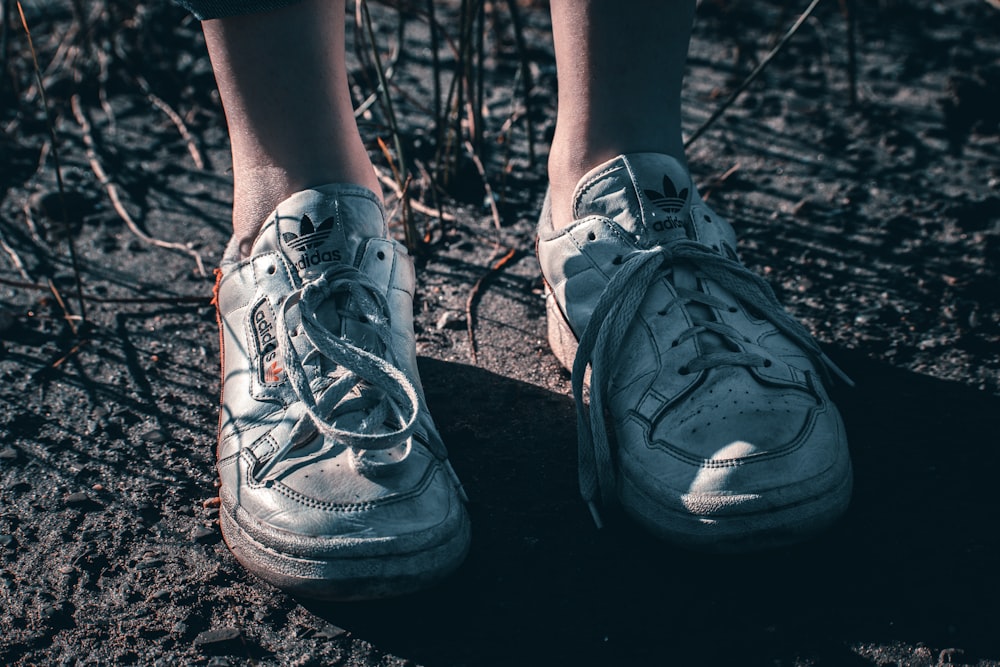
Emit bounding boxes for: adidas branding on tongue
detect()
[250,298,284,385]
[280,214,342,270]
[643,174,690,233]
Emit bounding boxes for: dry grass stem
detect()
[19,202,46,248]
[685,0,824,148]
[462,138,505,364]
[137,76,204,170]
[17,0,87,325]
[374,166,457,222]
[0,228,31,282]
[47,277,79,335]
[0,275,209,304]
[701,162,741,201]
[70,94,207,277]
[360,0,420,251]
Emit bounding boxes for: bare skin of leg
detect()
[202,0,380,257]
[547,0,697,230]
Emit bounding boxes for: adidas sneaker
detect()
[537,153,852,550]
[213,184,470,598]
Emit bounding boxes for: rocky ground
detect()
[1,0,999,664]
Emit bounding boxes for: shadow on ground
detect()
[299,354,1000,667]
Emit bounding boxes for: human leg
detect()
[202,0,381,256]
[196,0,469,598]
[547,0,696,229]
[540,1,852,549]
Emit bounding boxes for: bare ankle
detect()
[232,165,383,258]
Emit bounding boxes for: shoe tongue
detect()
[575,153,737,354]
[251,185,387,355]
[572,153,698,248]
[251,184,386,280]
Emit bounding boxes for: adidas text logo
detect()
[251,299,284,385]
[650,217,685,232]
[281,214,343,269]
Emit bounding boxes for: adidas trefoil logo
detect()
[280,214,342,269]
[282,214,335,251]
[644,174,690,232]
[644,174,689,214]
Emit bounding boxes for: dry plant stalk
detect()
[136,75,205,170]
[685,0,825,148]
[16,0,88,326]
[359,0,421,251]
[70,94,207,276]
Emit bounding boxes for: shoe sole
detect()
[220,491,471,601]
[545,287,852,551]
[620,457,853,552]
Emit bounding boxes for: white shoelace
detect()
[253,264,434,481]
[571,238,852,527]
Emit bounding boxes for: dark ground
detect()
[1,0,999,665]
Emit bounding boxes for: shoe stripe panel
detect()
[239,447,440,511]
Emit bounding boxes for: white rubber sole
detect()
[220,491,471,601]
[619,457,853,552]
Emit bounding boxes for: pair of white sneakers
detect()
[213,153,852,600]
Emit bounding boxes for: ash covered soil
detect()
[2,0,1000,665]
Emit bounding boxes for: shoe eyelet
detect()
[670,338,678,346]
[659,311,668,318]
[728,306,738,313]
[266,263,276,275]
[587,231,596,241]
[377,250,386,260]
[678,366,690,375]
[763,359,773,368]
[612,255,623,265]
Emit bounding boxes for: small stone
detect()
[58,566,74,575]
[0,535,15,549]
[92,483,104,492]
[314,624,346,639]
[137,559,165,571]
[192,526,216,544]
[65,492,91,506]
[150,588,171,601]
[172,621,189,635]
[39,603,62,620]
[194,627,241,646]
[0,446,20,462]
[145,428,168,444]
[202,497,221,509]
[435,310,465,330]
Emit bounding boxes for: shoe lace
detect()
[571,238,852,527]
[253,264,431,481]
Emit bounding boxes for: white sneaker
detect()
[537,153,852,550]
[214,184,470,598]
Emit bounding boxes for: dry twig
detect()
[0,276,209,304]
[374,166,457,222]
[17,1,87,325]
[71,94,207,276]
[137,75,205,170]
[685,0,824,148]
[462,139,505,363]
[0,227,31,281]
[47,278,79,335]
